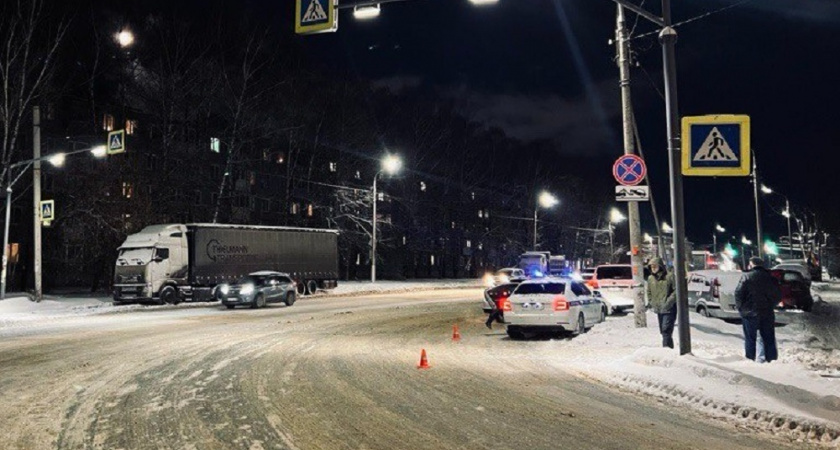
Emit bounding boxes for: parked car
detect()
[481,283,519,324]
[587,264,637,314]
[219,271,297,309]
[772,261,812,286]
[686,270,742,320]
[504,278,607,339]
[770,269,814,312]
[484,268,528,287]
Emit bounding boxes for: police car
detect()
[503,277,607,339]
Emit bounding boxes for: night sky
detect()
[287,0,840,247]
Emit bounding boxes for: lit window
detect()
[355,170,361,180]
[420,181,426,192]
[484,209,490,219]
[210,137,220,153]
[126,119,137,135]
[478,210,483,218]
[430,255,435,266]
[307,204,314,217]
[276,152,285,164]
[451,221,456,229]
[122,182,133,198]
[402,236,407,245]
[478,243,483,250]
[471,191,475,200]
[291,203,299,215]
[329,162,337,172]
[466,240,472,248]
[378,192,385,201]
[103,114,114,131]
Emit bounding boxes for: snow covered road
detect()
[0,288,806,449]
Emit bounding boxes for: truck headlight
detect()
[219,284,230,295]
[239,284,254,295]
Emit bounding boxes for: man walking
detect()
[735,257,782,362]
[646,258,677,348]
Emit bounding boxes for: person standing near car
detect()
[646,258,677,349]
[735,257,782,362]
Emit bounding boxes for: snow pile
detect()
[317,279,482,297]
[560,307,840,446]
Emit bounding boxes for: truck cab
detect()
[113,224,188,304]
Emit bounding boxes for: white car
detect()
[589,264,638,314]
[504,278,607,339]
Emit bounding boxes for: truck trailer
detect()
[113,223,339,304]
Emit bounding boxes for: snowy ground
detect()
[0,279,482,327]
[557,283,840,446]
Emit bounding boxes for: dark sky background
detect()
[283,0,840,248]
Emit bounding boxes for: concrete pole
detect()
[660,0,690,354]
[33,106,42,301]
[1,187,12,299]
[371,174,378,283]
[533,208,538,250]
[752,154,763,258]
[786,198,793,259]
[616,5,647,327]
[713,233,717,257]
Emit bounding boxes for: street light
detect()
[353,4,381,19]
[761,183,793,258]
[713,224,725,256]
[1,145,107,299]
[469,0,499,5]
[606,207,626,262]
[661,222,673,234]
[116,30,135,48]
[533,191,558,250]
[371,154,402,283]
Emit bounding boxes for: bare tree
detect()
[0,0,68,183]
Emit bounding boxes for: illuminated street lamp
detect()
[533,191,558,250]
[1,145,107,299]
[661,222,673,234]
[371,154,402,282]
[713,224,726,255]
[353,4,381,19]
[469,0,499,4]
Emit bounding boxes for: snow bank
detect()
[560,303,840,447]
[314,279,481,297]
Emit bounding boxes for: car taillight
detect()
[553,295,569,311]
[587,279,599,289]
[500,298,511,312]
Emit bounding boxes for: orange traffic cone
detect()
[452,324,461,341]
[417,349,431,369]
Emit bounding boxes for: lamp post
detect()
[371,154,401,283]
[761,184,793,259]
[608,207,626,262]
[533,191,559,250]
[713,224,725,256]
[741,235,752,269]
[1,144,107,300]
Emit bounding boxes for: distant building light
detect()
[210,137,220,153]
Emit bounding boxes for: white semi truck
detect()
[113,223,339,304]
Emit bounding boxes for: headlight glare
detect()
[240,284,255,295]
[219,284,230,295]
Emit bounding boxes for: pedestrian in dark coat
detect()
[735,257,782,362]
[646,258,677,348]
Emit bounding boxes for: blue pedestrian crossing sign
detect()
[295,0,337,35]
[40,200,55,226]
[108,129,125,155]
[681,115,750,176]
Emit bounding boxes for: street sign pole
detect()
[660,0,690,355]
[616,5,646,328]
[33,106,43,302]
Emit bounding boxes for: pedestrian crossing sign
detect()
[295,0,337,35]
[681,115,750,176]
[108,129,125,155]
[40,200,55,227]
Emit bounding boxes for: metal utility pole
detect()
[33,106,43,301]
[785,199,793,259]
[616,5,646,328]
[751,153,763,258]
[659,0,691,355]
[533,209,538,250]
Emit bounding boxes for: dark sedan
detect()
[220,271,297,309]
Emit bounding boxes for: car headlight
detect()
[483,273,495,287]
[219,284,230,295]
[239,284,254,295]
[499,275,509,283]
